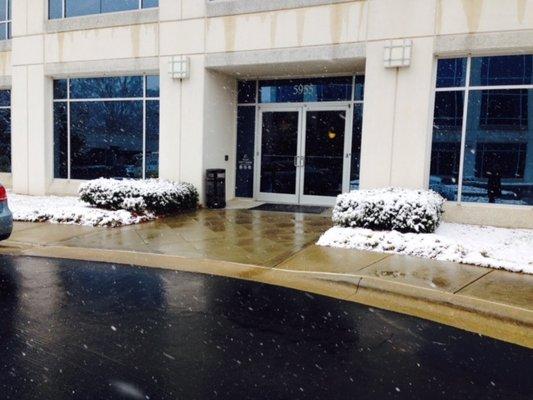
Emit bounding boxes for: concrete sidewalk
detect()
[1,208,531,348]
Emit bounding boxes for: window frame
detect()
[0,0,11,40]
[431,54,533,205]
[49,0,158,20]
[53,75,159,180]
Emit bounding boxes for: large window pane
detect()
[350,104,363,190]
[70,101,143,180]
[0,108,10,173]
[142,0,158,8]
[259,77,353,103]
[65,0,100,18]
[0,89,10,107]
[429,91,464,201]
[437,58,467,88]
[145,75,160,98]
[101,0,138,13]
[53,103,68,178]
[70,76,143,99]
[145,100,159,178]
[462,89,533,205]
[354,75,365,101]
[53,80,68,100]
[0,0,6,21]
[49,0,63,19]
[238,81,256,104]
[470,55,533,86]
[236,106,255,198]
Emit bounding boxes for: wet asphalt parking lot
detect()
[0,255,531,400]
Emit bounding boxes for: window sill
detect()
[206,0,357,17]
[0,40,11,52]
[45,8,159,34]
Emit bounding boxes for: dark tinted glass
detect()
[429,91,465,201]
[53,80,68,99]
[470,55,533,86]
[259,77,353,103]
[146,75,160,98]
[350,104,363,190]
[145,100,159,178]
[0,108,10,172]
[0,89,9,107]
[437,58,467,88]
[303,110,346,197]
[462,89,532,205]
[70,76,143,99]
[49,0,63,19]
[142,0,159,8]
[354,75,365,101]
[260,111,299,194]
[70,101,143,179]
[53,103,68,178]
[235,106,255,197]
[237,81,256,104]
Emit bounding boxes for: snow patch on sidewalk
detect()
[317,223,533,274]
[9,192,155,227]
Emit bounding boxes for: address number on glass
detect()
[293,84,314,96]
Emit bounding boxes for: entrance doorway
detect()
[255,104,353,206]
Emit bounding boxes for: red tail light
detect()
[0,185,7,201]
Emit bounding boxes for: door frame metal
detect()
[254,102,352,206]
[254,105,303,204]
[299,104,353,206]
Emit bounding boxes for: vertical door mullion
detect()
[457,56,472,203]
[253,108,262,200]
[342,105,353,193]
[297,106,306,204]
[67,78,71,180]
[142,76,147,180]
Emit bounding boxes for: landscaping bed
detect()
[9,179,199,228]
[319,188,533,274]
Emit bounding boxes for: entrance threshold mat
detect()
[250,203,329,214]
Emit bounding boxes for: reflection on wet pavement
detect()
[8,209,334,267]
[0,255,531,400]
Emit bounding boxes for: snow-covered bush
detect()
[79,178,199,215]
[332,188,445,233]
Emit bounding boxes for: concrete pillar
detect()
[359,37,436,190]
[11,0,50,195]
[203,70,237,201]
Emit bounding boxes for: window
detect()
[0,0,11,40]
[0,89,10,172]
[49,0,158,19]
[430,55,533,206]
[53,76,159,180]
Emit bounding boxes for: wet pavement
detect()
[7,209,333,267]
[0,255,531,400]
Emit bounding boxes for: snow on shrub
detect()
[332,188,445,234]
[79,178,199,215]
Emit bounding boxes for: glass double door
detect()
[256,105,352,206]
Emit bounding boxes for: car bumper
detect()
[0,201,13,240]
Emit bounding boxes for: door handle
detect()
[294,156,299,167]
[300,156,305,167]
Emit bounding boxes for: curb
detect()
[0,243,531,349]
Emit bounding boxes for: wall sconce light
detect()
[169,56,190,79]
[328,130,337,140]
[383,39,412,68]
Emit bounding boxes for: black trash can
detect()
[206,169,226,209]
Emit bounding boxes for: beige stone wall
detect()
[0,0,531,225]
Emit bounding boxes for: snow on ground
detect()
[317,222,533,274]
[8,192,155,227]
